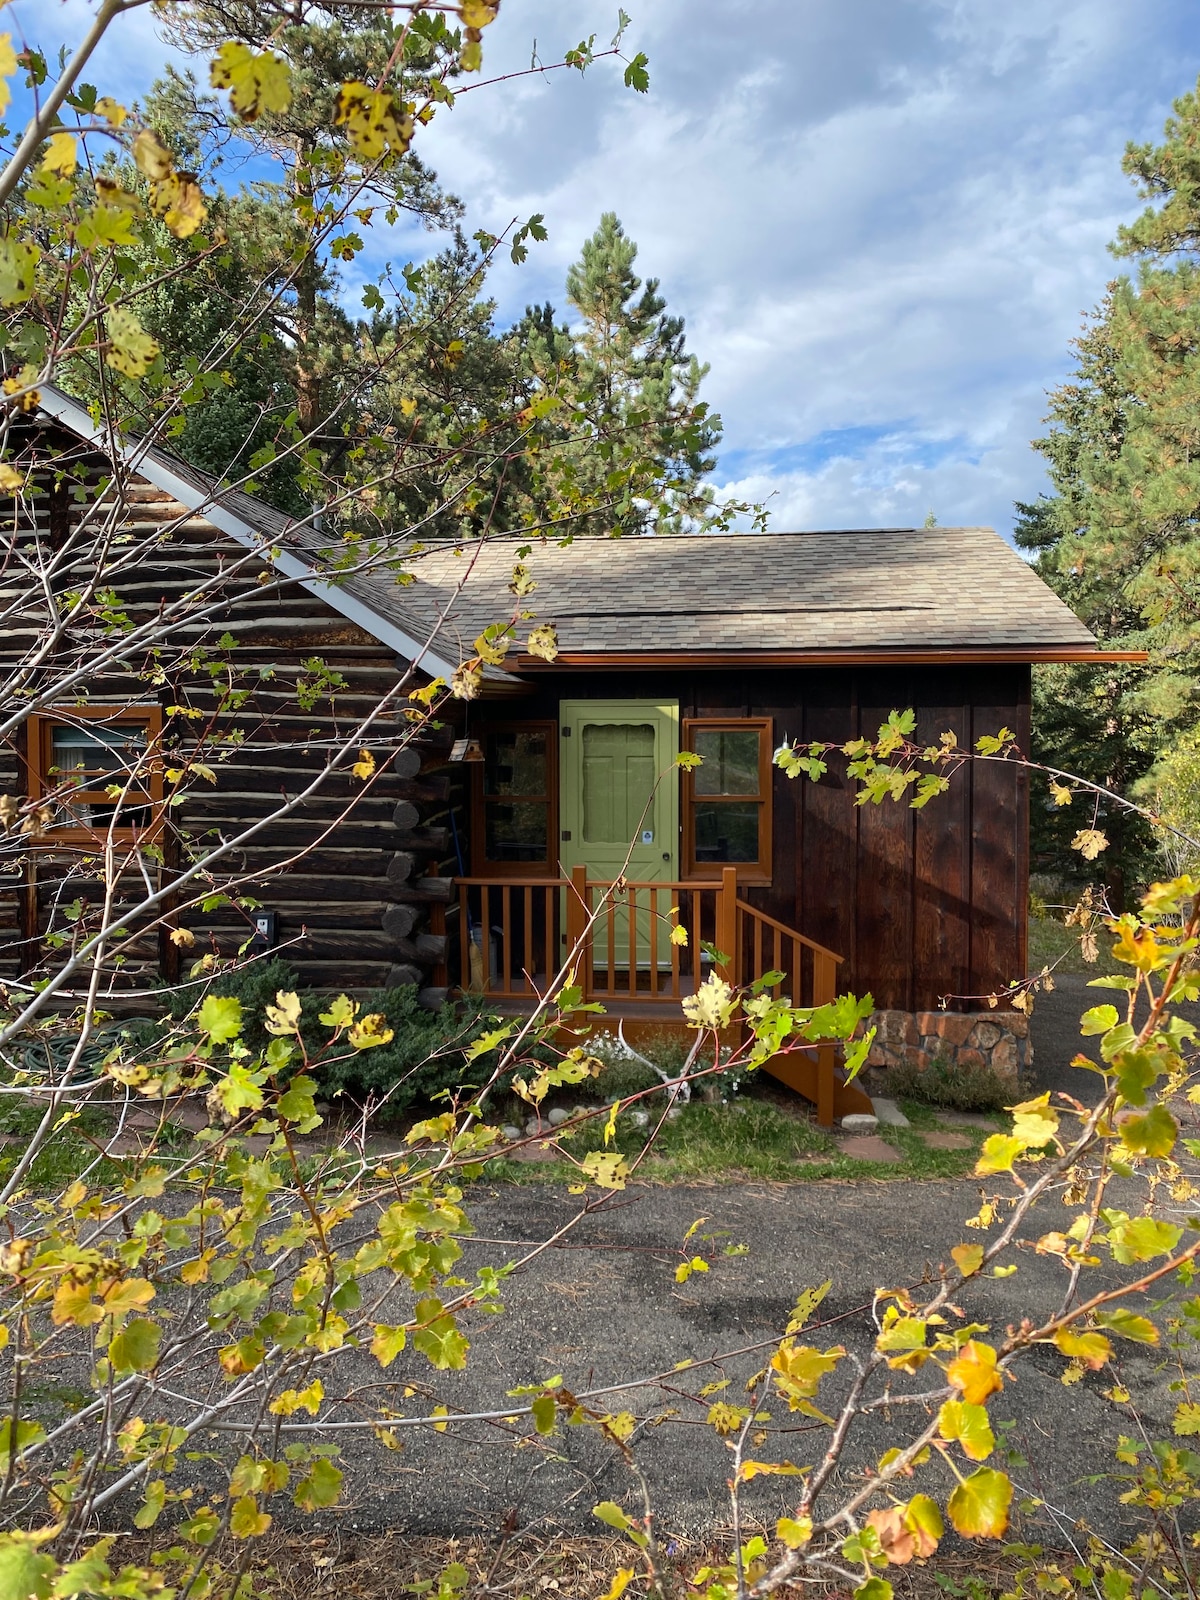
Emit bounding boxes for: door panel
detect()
[560,701,678,968]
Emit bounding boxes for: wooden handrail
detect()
[735,899,844,965]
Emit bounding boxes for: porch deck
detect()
[445,867,872,1126]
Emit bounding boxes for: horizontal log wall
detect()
[0,425,457,1000]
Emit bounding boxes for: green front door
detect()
[559,700,678,968]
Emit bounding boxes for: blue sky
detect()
[12,0,1200,537]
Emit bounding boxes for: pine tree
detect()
[1017,78,1200,904]
[520,212,727,535]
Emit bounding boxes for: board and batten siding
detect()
[0,449,452,997]
[474,664,1031,1013]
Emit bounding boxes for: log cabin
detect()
[0,388,1135,1119]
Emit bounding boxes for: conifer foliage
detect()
[1016,75,1200,901]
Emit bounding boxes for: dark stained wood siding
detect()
[473,664,1032,1011]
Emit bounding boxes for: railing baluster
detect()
[648,887,658,996]
[546,883,556,992]
[501,886,512,994]
[606,889,616,996]
[523,885,533,994]
[481,885,491,993]
[458,884,471,994]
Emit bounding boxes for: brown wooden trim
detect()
[508,648,1147,670]
[469,718,558,878]
[27,703,165,845]
[682,716,772,884]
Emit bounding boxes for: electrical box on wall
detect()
[250,911,277,952]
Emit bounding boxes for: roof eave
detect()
[507,646,1142,670]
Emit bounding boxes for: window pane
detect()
[484,730,547,798]
[485,800,549,862]
[693,801,760,863]
[693,729,760,796]
[51,723,147,789]
[582,722,656,844]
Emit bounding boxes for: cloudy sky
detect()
[15,0,1200,536]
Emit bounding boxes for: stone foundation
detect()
[865,1009,1031,1086]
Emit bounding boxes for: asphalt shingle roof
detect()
[351,526,1097,658]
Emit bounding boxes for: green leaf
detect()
[278,1074,318,1124]
[1095,1308,1158,1344]
[938,1400,995,1461]
[293,1457,342,1512]
[1118,1103,1177,1158]
[0,238,38,306]
[1080,1004,1119,1035]
[212,1062,265,1118]
[0,1535,55,1600]
[1109,1216,1182,1264]
[854,1582,893,1600]
[108,1317,161,1374]
[531,1394,556,1435]
[623,51,650,92]
[198,993,243,1043]
[946,1467,1013,1539]
[132,1479,166,1528]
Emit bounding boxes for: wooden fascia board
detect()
[506,647,1146,670]
[35,388,461,684]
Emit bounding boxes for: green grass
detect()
[482,1087,997,1186]
[0,1101,127,1189]
[1027,914,1112,977]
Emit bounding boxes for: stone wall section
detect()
[866,1009,1031,1086]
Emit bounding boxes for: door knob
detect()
[662,852,670,861]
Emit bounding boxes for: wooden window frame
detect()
[470,719,558,878]
[26,704,165,845]
[682,716,773,885]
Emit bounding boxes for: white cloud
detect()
[410,0,1195,536]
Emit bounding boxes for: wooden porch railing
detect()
[449,869,868,1125]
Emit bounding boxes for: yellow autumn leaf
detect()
[526,623,559,661]
[149,171,208,239]
[95,96,127,127]
[0,463,23,492]
[348,1012,394,1050]
[132,128,174,182]
[40,131,77,176]
[776,1514,813,1549]
[597,1570,635,1600]
[264,989,303,1035]
[1072,828,1109,861]
[738,1459,803,1480]
[1049,781,1073,807]
[169,926,195,948]
[951,1243,984,1277]
[670,922,688,946]
[947,1340,1003,1405]
[1053,1327,1112,1371]
[352,749,376,779]
[0,33,15,114]
[104,306,160,377]
[334,82,414,161]
[210,42,292,122]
